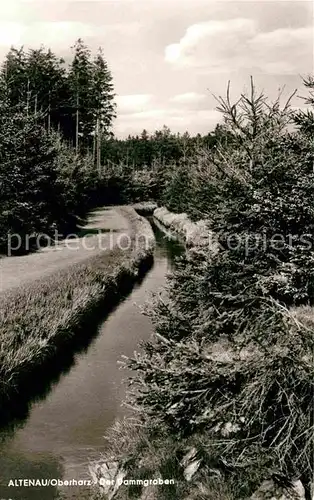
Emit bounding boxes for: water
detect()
[0,219,184,500]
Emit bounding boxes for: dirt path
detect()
[0,207,131,295]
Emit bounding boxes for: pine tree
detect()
[139,129,152,166]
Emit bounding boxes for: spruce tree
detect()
[1,46,71,136]
[26,48,68,131]
[67,39,95,153]
[91,47,116,169]
[1,47,28,110]
[92,48,116,135]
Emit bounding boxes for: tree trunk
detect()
[76,92,79,154]
[48,91,51,133]
[96,116,101,176]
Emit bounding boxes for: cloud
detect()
[115,94,154,114]
[165,18,256,68]
[102,22,143,35]
[0,2,21,19]
[118,108,166,120]
[170,92,207,104]
[114,107,221,137]
[0,22,24,46]
[0,21,95,49]
[248,26,313,74]
[0,19,145,58]
[27,22,94,46]
[165,19,313,74]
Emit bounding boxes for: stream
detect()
[0,219,184,500]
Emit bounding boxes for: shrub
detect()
[0,110,65,250]
[0,108,103,252]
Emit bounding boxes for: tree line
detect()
[101,126,218,168]
[0,38,225,253]
[1,39,116,157]
[0,39,117,252]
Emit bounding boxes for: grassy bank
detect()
[153,207,214,249]
[152,206,219,263]
[0,207,155,422]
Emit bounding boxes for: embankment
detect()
[0,206,155,421]
[132,201,158,216]
[153,206,218,252]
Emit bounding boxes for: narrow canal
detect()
[0,219,184,500]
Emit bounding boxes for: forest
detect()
[0,39,313,499]
[0,39,220,253]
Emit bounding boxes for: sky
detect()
[0,0,313,137]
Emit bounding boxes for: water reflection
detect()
[149,216,184,265]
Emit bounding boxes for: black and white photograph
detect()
[0,0,313,499]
